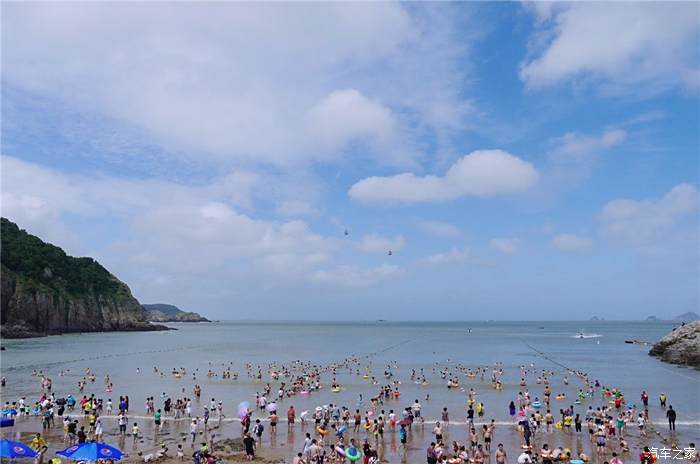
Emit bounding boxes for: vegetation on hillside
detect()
[1,217,127,298]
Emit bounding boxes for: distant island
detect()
[143,304,210,322]
[645,312,699,322]
[0,218,170,338]
[589,316,605,321]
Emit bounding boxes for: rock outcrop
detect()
[143,303,210,322]
[648,321,700,368]
[1,218,170,338]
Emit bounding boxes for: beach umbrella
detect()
[398,418,411,427]
[237,401,249,420]
[0,439,38,459]
[265,403,277,412]
[56,443,123,461]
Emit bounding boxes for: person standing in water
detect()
[666,405,676,431]
[496,443,508,464]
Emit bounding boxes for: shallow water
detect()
[1,321,698,462]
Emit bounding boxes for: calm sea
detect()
[2,321,699,424]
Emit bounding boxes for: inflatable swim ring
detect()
[346,447,361,462]
[532,401,541,409]
[317,427,328,436]
[332,388,342,393]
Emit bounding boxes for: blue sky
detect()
[1,2,698,320]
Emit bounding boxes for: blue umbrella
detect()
[0,439,38,459]
[56,443,123,461]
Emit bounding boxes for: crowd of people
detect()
[1,358,696,464]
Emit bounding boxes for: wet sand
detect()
[1,410,694,464]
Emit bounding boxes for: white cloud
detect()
[0,155,334,282]
[490,238,521,254]
[422,247,470,265]
[349,150,538,204]
[304,89,396,155]
[549,129,626,163]
[275,200,320,218]
[529,128,627,205]
[2,3,473,168]
[599,183,699,249]
[357,233,406,254]
[552,234,593,252]
[311,264,401,288]
[416,220,462,238]
[520,2,700,93]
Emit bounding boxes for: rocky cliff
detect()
[143,303,210,322]
[648,321,700,368]
[1,218,170,338]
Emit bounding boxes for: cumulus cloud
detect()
[304,89,396,154]
[416,220,462,238]
[549,129,626,163]
[349,150,538,204]
[357,233,406,254]
[2,2,474,168]
[0,155,336,286]
[520,2,700,93]
[422,247,470,265]
[552,234,593,251]
[599,183,699,249]
[490,238,521,254]
[311,264,401,288]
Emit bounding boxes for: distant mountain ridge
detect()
[0,217,169,338]
[645,312,699,322]
[142,304,210,322]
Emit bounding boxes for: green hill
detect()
[1,217,167,337]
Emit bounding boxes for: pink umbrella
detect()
[237,401,249,420]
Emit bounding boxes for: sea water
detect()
[2,320,698,425]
